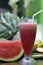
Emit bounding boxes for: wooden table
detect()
[0,60,43,65]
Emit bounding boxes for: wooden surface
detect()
[0,60,43,65]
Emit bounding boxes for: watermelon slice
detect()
[0,40,24,62]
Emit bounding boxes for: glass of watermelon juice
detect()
[20,19,37,64]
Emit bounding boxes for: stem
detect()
[25,55,31,60]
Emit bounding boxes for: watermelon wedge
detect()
[0,40,24,62]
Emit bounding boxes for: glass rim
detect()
[19,18,37,25]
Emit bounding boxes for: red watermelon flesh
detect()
[0,40,23,61]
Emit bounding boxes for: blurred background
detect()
[9,0,43,24]
[0,0,43,23]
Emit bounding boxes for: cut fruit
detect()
[34,40,43,49]
[37,47,43,53]
[32,54,43,59]
[0,40,24,61]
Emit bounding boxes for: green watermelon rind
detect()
[0,38,7,40]
[0,48,24,62]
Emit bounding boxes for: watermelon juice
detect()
[20,23,37,56]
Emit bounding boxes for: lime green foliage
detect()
[25,0,41,23]
[40,0,43,23]
[0,12,19,40]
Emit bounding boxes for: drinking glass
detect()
[19,19,37,65]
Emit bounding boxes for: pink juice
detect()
[20,23,37,56]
